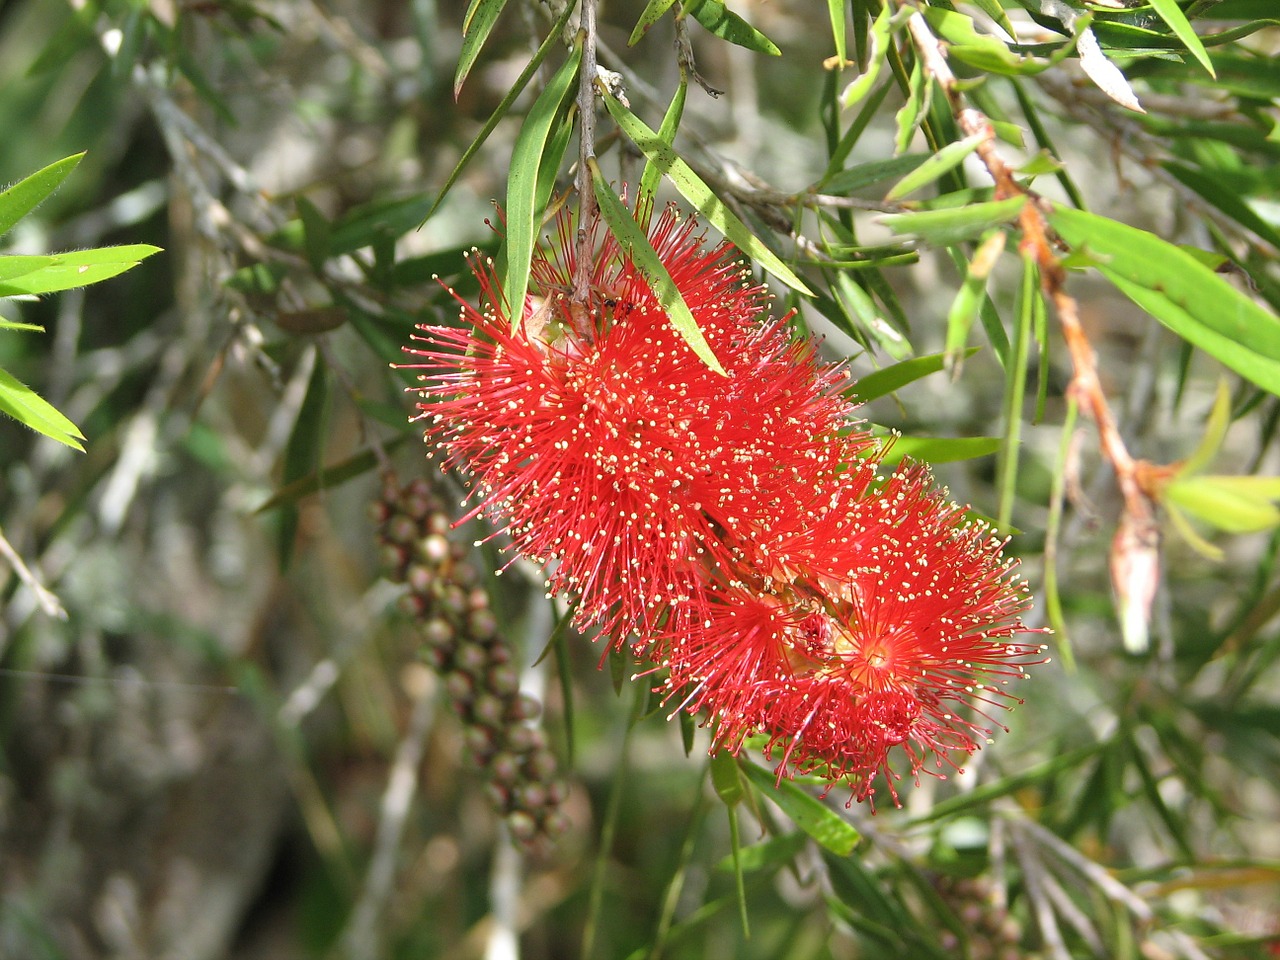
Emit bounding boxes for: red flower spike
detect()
[402,202,871,643]
[665,464,1048,808]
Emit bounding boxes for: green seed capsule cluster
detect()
[374,473,569,846]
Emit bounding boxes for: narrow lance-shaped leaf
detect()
[1050,205,1280,394]
[455,0,511,98]
[885,132,986,201]
[502,46,582,335]
[0,255,58,283]
[1149,0,1216,76]
[683,0,781,56]
[882,196,1027,246]
[841,2,891,108]
[851,347,979,402]
[0,153,84,238]
[827,0,847,66]
[739,760,860,856]
[628,0,679,46]
[0,245,162,298]
[601,91,814,296]
[428,0,576,220]
[639,78,687,201]
[591,165,726,375]
[945,230,1005,373]
[0,367,85,451]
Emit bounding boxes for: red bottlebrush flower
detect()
[402,201,869,642]
[665,464,1047,807]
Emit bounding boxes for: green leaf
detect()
[329,195,435,255]
[828,0,847,65]
[884,133,986,201]
[1165,474,1280,533]
[602,92,813,296]
[278,355,329,568]
[739,760,860,856]
[821,154,929,196]
[714,832,807,874]
[1180,379,1231,476]
[710,751,745,805]
[880,435,1001,466]
[945,231,1005,371]
[0,255,58,283]
[1163,162,1280,251]
[503,46,582,335]
[840,2,891,108]
[850,348,979,402]
[0,245,161,298]
[881,196,1027,246]
[0,366,85,451]
[894,52,930,154]
[455,0,511,97]
[629,0,680,45]
[591,170,725,375]
[295,196,331,272]
[684,0,781,55]
[1148,0,1215,76]
[428,0,577,220]
[1050,205,1280,394]
[0,319,44,333]
[0,154,84,238]
[640,80,687,201]
[834,272,910,360]
[922,7,1035,75]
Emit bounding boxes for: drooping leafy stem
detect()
[898,4,1159,650]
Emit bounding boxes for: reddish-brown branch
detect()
[902,8,1162,646]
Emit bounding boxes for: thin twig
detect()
[340,671,438,960]
[0,523,68,621]
[571,0,600,317]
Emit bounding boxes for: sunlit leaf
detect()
[628,0,679,45]
[455,0,510,97]
[0,245,161,297]
[503,46,582,336]
[1148,0,1216,76]
[851,348,979,402]
[591,168,725,375]
[881,196,1026,246]
[1050,205,1280,395]
[0,153,84,238]
[0,366,85,450]
[685,0,781,55]
[602,92,813,296]
[885,133,986,201]
[841,2,891,108]
[739,760,860,856]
